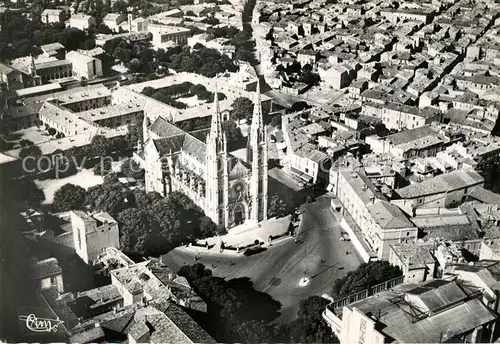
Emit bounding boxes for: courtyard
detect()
[35,168,104,204]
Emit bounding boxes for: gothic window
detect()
[233,182,245,198]
[258,179,262,193]
[219,191,223,203]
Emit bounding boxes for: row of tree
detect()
[169,44,238,77]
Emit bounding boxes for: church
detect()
[142,82,268,229]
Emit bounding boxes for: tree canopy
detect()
[168,45,237,77]
[236,295,338,343]
[331,261,402,299]
[178,264,282,341]
[53,183,87,212]
[268,194,288,218]
[0,11,94,61]
[231,97,253,123]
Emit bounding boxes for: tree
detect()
[178,264,282,340]
[90,135,110,157]
[53,183,87,212]
[221,120,243,144]
[231,97,253,123]
[285,101,311,114]
[1,178,45,206]
[19,145,42,160]
[331,261,402,299]
[199,216,217,238]
[268,195,287,218]
[121,158,144,180]
[93,158,112,175]
[117,208,158,255]
[85,182,132,215]
[142,86,156,97]
[19,139,34,147]
[47,127,57,136]
[237,296,339,343]
[287,296,339,343]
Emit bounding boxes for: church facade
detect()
[142,83,268,229]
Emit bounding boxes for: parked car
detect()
[244,246,267,256]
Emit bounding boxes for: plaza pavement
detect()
[163,194,363,322]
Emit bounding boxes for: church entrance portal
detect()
[234,203,245,225]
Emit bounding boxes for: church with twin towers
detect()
[142,82,268,229]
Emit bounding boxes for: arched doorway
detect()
[234,203,245,225]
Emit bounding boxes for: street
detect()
[162,194,362,323]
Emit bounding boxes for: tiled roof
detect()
[346,280,496,343]
[32,257,62,279]
[395,170,484,199]
[75,284,123,310]
[367,201,414,229]
[467,186,500,206]
[154,135,185,156]
[182,134,206,162]
[390,242,435,269]
[386,126,439,146]
[150,116,185,138]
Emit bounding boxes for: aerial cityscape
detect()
[1,0,500,342]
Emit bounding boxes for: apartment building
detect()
[392,169,485,214]
[66,50,103,80]
[330,169,417,260]
[69,14,96,30]
[149,24,191,47]
[362,102,442,130]
[281,112,332,184]
[103,13,126,32]
[41,9,64,24]
[323,279,497,344]
[365,126,446,160]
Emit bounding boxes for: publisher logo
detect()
[19,314,64,333]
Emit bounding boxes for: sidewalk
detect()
[192,215,292,254]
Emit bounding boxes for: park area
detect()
[34,160,124,204]
[35,168,104,204]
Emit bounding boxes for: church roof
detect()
[150,116,184,138]
[182,134,206,162]
[154,135,185,155]
[153,132,206,162]
[189,128,210,142]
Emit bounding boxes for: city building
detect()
[47,211,120,265]
[149,24,191,48]
[66,50,103,80]
[330,168,417,260]
[31,257,64,293]
[41,9,64,24]
[69,14,96,31]
[362,102,442,131]
[323,279,497,343]
[103,13,126,32]
[365,126,447,160]
[392,169,485,214]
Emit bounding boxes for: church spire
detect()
[251,79,263,131]
[210,83,223,140]
[28,54,36,77]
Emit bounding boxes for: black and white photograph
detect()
[1,0,500,342]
